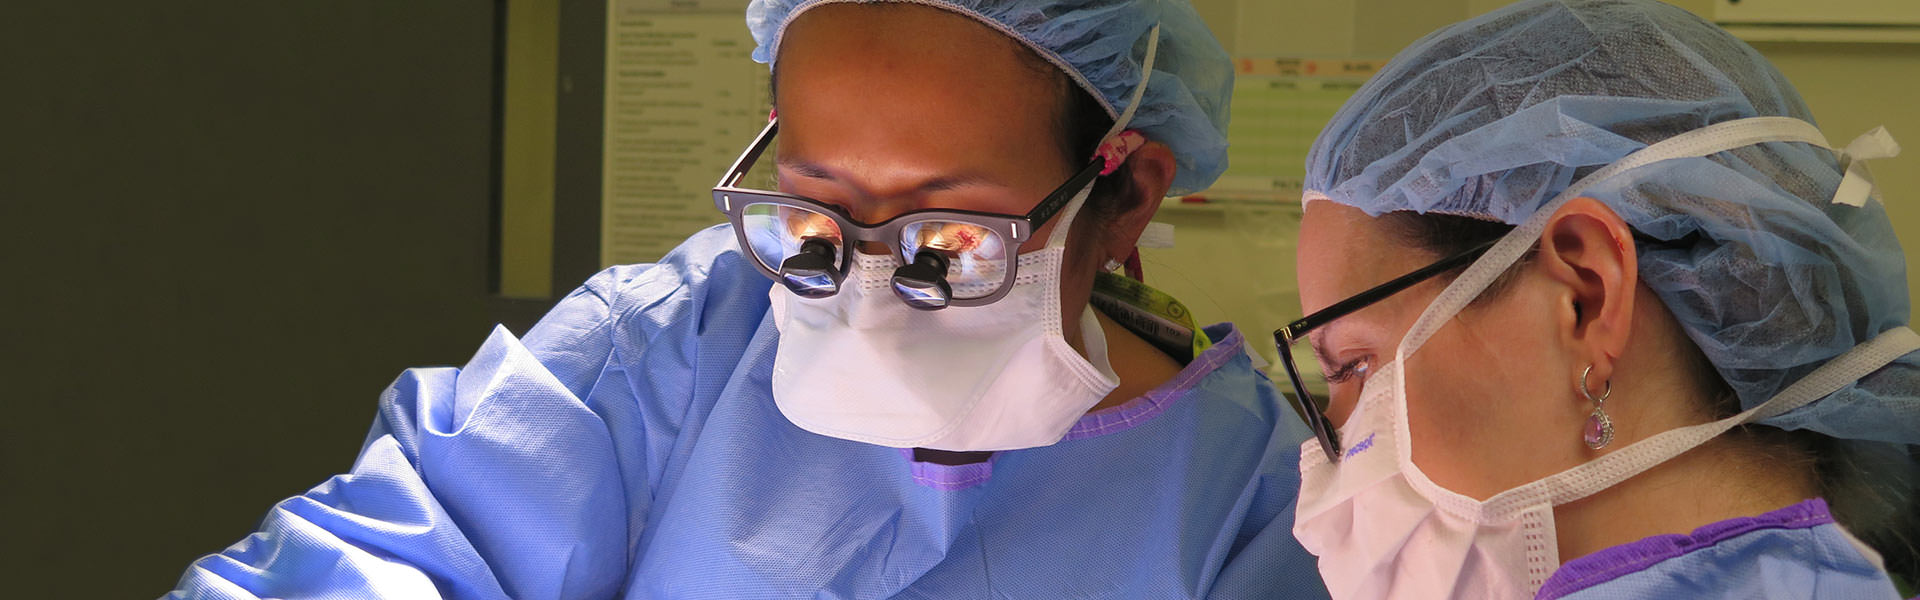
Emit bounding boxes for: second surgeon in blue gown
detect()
[166,1,1331,598]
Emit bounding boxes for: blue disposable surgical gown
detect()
[1539,498,1907,599]
[166,226,1332,599]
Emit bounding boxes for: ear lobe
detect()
[1539,198,1639,370]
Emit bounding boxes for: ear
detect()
[1536,197,1639,389]
[1096,140,1176,262]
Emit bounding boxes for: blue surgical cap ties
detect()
[1834,126,1901,208]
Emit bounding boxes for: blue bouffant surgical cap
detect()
[1305,0,1918,446]
[746,0,1233,196]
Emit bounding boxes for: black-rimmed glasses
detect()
[1278,228,1687,462]
[712,119,1102,310]
[1275,237,1501,463]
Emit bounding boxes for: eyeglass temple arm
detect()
[1276,226,1691,344]
[1022,158,1106,225]
[717,119,780,190]
[1279,236,1501,343]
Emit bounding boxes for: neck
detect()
[1087,309,1183,412]
[1552,432,1815,563]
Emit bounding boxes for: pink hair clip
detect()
[1096,130,1147,176]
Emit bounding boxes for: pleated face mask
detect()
[767,179,1128,452]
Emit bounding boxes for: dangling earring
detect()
[1104,258,1124,272]
[1581,365,1615,450]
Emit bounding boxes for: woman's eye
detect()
[1325,357,1372,384]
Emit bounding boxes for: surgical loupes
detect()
[891,250,953,310]
[778,238,842,298]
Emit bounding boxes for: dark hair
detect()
[1379,212,1531,300]
[1384,211,1920,587]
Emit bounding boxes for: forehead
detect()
[772,4,1065,159]
[1296,202,1433,315]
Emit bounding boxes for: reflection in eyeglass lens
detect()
[909,222,1006,263]
[779,206,841,245]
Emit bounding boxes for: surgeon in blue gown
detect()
[166,1,1330,599]
[1281,1,1920,599]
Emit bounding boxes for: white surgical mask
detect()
[763,22,1172,452]
[767,182,1121,451]
[1292,116,1920,599]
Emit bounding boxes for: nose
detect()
[844,203,910,257]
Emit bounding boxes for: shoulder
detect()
[1187,323,1314,449]
[518,225,772,395]
[1171,325,1332,598]
[1178,323,1317,507]
[525,225,769,349]
[1545,499,1904,600]
[562,225,766,331]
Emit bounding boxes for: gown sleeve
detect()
[166,227,765,599]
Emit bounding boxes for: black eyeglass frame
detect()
[1274,236,1501,463]
[711,119,1104,307]
[1276,228,1685,463]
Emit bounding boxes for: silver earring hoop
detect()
[1581,365,1615,450]
[1104,258,1124,272]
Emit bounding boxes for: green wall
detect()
[1752,41,1920,310]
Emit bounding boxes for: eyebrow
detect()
[776,157,998,194]
[1307,322,1344,369]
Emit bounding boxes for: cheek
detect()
[1019,219,1062,254]
[1052,210,1108,304]
[1400,317,1552,500]
[1022,196,1108,255]
[1399,299,1582,500]
[1021,184,1102,251]
[1402,331,1503,494]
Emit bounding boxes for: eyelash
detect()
[1325,356,1372,384]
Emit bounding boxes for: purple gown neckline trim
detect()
[1063,325,1243,441]
[1535,497,1835,599]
